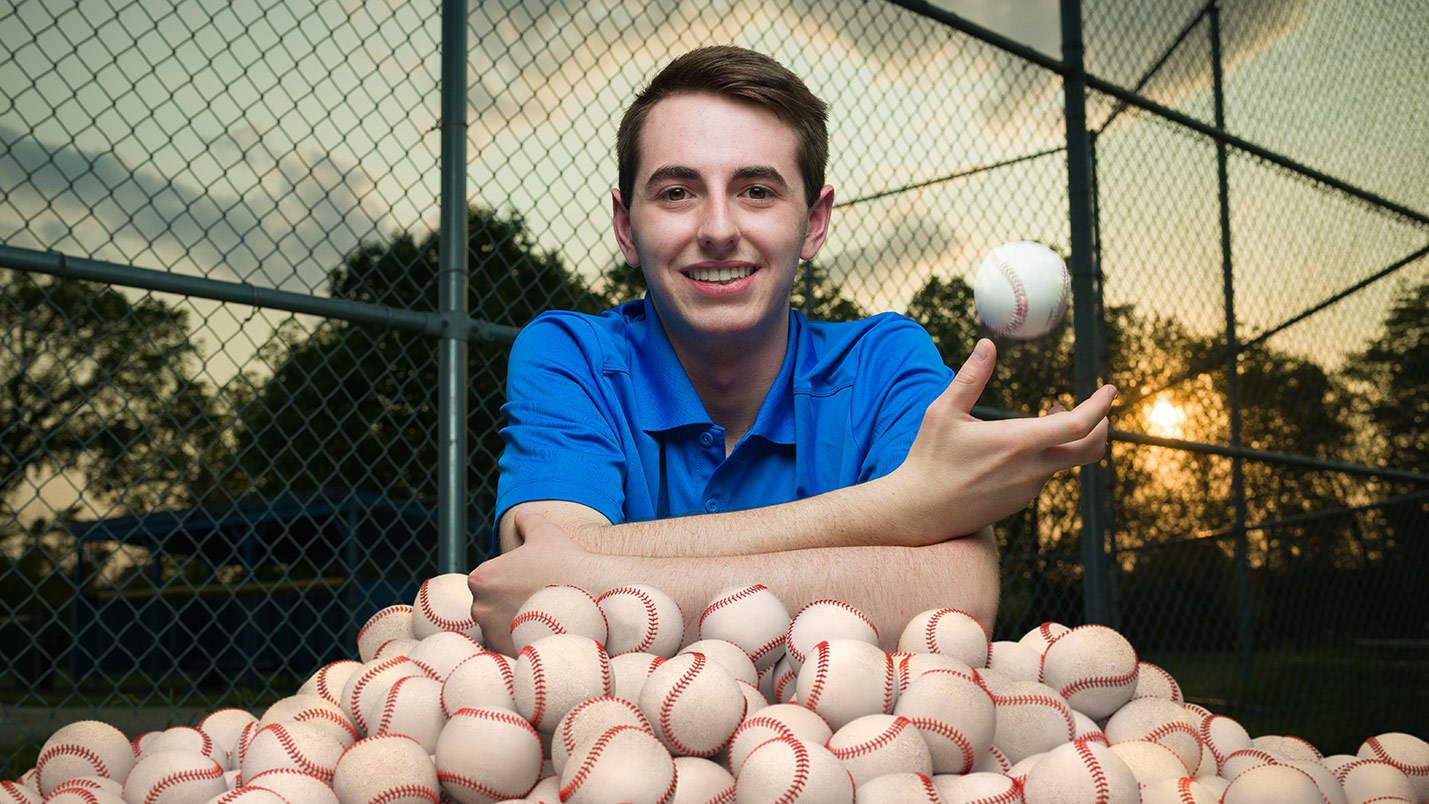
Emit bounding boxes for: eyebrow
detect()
[642,164,788,190]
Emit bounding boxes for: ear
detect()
[612,189,641,267]
[800,184,835,261]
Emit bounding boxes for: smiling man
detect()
[467,46,1116,656]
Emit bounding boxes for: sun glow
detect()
[1147,396,1187,438]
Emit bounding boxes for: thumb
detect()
[941,338,996,415]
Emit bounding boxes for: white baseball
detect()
[929,771,1022,804]
[669,757,734,804]
[48,778,124,800]
[1253,734,1322,762]
[558,725,677,804]
[258,695,358,749]
[36,721,137,796]
[1220,763,1326,804]
[973,240,1070,339]
[1109,739,1188,788]
[609,652,666,705]
[1283,759,1351,804]
[1130,661,1184,704]
[46,788,125,804]
[764,654,798,704]
[678,639,758,686]
[199,709,260,770]
[0,783,40,804]
[239,722,343,785]
[733,737,854,804]
[985,639,1042,682]
[894,667,996,775]
[734,679,767,721]
[638,651,747,758]
[341,656,432,737]
[122,751,227,804]
[372,637,420,662]
[513,634,614,733]
[698,584,790,671]
[596,584,684,658]
[243,768,341,804]
[1198,714,1253,776]
[356,605,415,663]
[412,573,484,641]
[517,776,561,804]
[1218,747,1277,780]
[987,680,1076,764]
[332,735,437,804]
[971,744,1011,774]
[1038,624,1140,720]
[725,703,833,776]
[434,708,543,804]
[1020,738,1140,804]
[1336,758,1418,803]
[400,630,483,682]
[297,660,362,708]
[894,652,974,697]
[794,639,896,731]
[1104,698,1203,776]
[826,714,933,786]
[372,675,446,753]
[510,585,609,653]
[1359,732,1429,802]
[1018,622,1070,655]
[853,772,942,804]
[200,788,289,804]
[551,696,652,777]
[783,600,879,673]
[1139,777,1221,804]
[442,651,515,717]
[897,608,989,668]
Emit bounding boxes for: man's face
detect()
[613,92,833,350]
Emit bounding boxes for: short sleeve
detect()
[493,313,629,539]
[856,315,954,482]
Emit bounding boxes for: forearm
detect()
[573,527,999,651]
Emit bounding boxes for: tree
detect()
[0,269,224,510]
[230,207,607,565]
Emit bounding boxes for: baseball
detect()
[512,634,614,733]
[733,737,854,804]
[1358,732,1429,802]
[558,724,677,804]
[0,783,39,804]
[257,694,358,749]
[1038,623,1140,720]
[893,667,996,775]
[551,696,652,777]
[434,708,543,804]
[669,757,734,804]
[698,584,790,671]
[597,584,684,658]
[510,585,609,653]
[242,769,341,804]
[783,599,880,673]
[726,703,833,776]
[332,735,439,804]
[897,608,989,668]
[851,772,942,804]
[121,751,227,804]
[1020,738,1140,804]
[239,721,344,784]
[36,721,137,795]
[973,240,1070,339]
[412,573,484,642]
[441,651,516,717]
[638,651,747,757]
[826,714,933,786]
[794,638,897,731]
[356,605,415,663]
[298,660,362,708]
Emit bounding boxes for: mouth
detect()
[684,265,759,285]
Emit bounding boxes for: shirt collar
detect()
[627,296,802,445]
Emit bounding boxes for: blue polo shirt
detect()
[493,297,954,544]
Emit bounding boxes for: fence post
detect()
[438,0,471,575]
[1209,0,1255,707]
[1061,0,1113,626]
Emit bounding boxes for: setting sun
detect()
[1148,396,1187,438]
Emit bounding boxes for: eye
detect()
[746,185,770,200]
[659,187,688,202]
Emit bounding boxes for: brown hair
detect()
[617,46,829,208]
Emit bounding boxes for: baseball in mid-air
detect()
[973,241,1071,340]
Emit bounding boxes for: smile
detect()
[685,265,758,284]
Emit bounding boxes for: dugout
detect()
[68,489,466,689]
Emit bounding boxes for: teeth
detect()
[688,266,755,283]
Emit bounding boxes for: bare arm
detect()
[471,509,1000,656]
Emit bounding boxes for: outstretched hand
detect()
[890,338,1115,543]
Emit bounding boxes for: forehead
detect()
[636,92,801,182]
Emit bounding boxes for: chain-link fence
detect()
[2,0,1425,769]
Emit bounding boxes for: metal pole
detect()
[1061,0,1112,625]
[437,0,470,574]
[1209,1,1255,710]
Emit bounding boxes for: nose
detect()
[696,195,739,254]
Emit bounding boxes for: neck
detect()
[668,314,790,450]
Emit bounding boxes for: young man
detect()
[467,46,1115,655]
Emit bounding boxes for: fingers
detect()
[940,339,997,415]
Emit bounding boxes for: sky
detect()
[2,0,1426,522]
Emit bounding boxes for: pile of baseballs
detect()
[6,576,1427,804]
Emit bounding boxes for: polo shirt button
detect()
[698,431,714,447]
[705,499,719,513]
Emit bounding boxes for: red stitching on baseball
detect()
[751,635,785,668]
[417,578,479,632]
[559,724,645,800]
[699,584,767,629]
[37,744,110,787]
[370,784,438,804]
[509,609,565,637]
[348,656,410,735]
[922,609,948,653]
[1073,739,1111,804]
[357,605,412,643]
[520,644,549,730]
[660,654,706,756]
[905,715,975,774]
[988,251,1028,335]
[991,692,1075,738]
[143,760,223,804]
[828,717,914,760]
[801,642,831,711]
[600,586,662,653]
[766,737,809,804]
